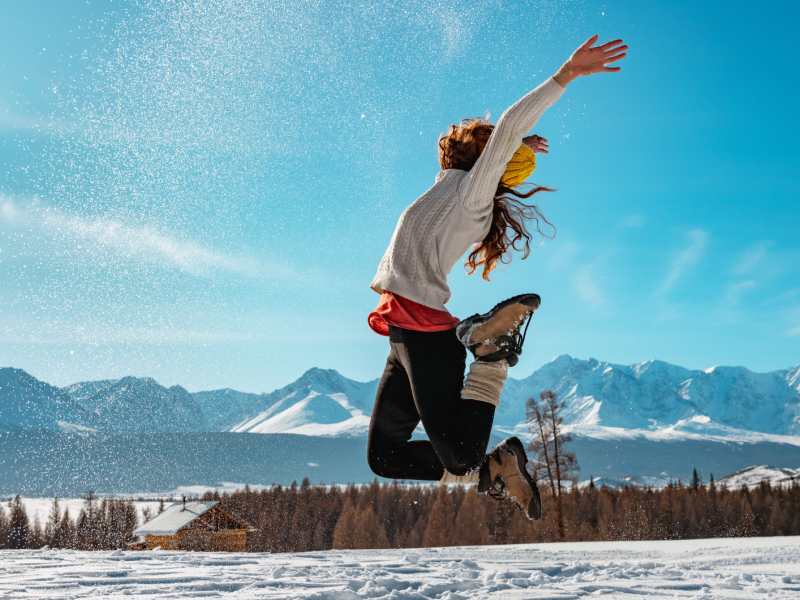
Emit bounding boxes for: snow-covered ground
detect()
[1,537,799,598]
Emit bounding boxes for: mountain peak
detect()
[302,367,341,378]
[296,367,346,392]
[549,354,576,364]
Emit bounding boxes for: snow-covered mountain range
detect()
[0,368,95,433]
[2,355,799,443]
[63,377,204,434]
[2,356,800,491]
[494,355,800,445]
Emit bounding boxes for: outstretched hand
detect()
[522,135,549,154]
[554,35,627,87]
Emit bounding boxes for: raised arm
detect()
[460,78,564,213]
[554,35,628,86]
[461,35,627,213]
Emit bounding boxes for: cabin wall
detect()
[145,534,179,550]
[178,530,246,553]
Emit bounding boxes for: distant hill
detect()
[3,431,800,495]
[716,465,800,489]
[0,431,376,495]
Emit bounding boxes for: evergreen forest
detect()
[1,478,800,551]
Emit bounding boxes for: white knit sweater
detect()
[371,77,565,311]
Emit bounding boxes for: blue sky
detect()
[1,0,798,393]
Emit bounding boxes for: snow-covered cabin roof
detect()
[133,501,220,536]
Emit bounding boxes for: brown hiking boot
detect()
[478,437,542,520]
[456,294,540,367]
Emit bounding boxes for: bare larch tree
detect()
[526,389,579,539]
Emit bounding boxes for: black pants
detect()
[367,325,496,481]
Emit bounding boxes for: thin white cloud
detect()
[787,307,800,337]
[0,323,257,345]
[658,229,708,294]
[1,198,294,280]
[733,241,772,275]
[572,265,605,311]
[545,241,580,272]
[66,217,261,278]
[723,280,756,307]
[618,215,646,229]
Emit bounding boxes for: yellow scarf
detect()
[499,144,536,188]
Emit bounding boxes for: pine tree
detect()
[352,505,390,549]
[403,514,428,549]
[452,488,488,546]
[691,468,701,491]
[290,478,315,552]
[123,501,138,548]
[29,515,44,549]
[8,496,30,550]
[423,486,456,547]
[332,498,358,549]
[312,520,328,550]
[527,389,579,539]
[56,506,74,549]
[45,497,61,547]
[589,476,595,490]
[0,503,8,550]
[76,491,100,550]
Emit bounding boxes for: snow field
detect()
[1,536,799,598]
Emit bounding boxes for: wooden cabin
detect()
[130,500,251,552]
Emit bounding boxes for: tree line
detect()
[219,475,800,551]
[0,492,137,550]
[1,478,799,551]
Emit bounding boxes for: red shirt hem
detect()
[368,291,459,337]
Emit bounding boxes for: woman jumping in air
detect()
[367,36,627,520]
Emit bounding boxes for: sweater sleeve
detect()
[460,77,565,213]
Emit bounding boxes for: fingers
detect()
[604,52,627,64]
[523,135,549,153]
[604,44,627,56]
[579,34,599,50]
[602,66,622,72]
[597,39,624,52]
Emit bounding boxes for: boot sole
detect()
[456,294,541,357]
[504,437,542,521]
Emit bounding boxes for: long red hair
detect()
[438,117,555,281]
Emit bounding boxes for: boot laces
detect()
[486,481,506,501]
[486,479,527,511]
[498,310,534,355]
